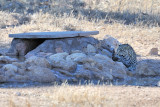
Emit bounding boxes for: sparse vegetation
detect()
[0,0,160,107]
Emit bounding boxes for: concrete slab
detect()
[9,31,99,39]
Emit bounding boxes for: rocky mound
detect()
[0,35,160,86]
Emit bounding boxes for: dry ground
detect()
[0,0,160,107]
[0,85,160,107]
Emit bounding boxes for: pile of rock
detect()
[0,32,129,83]
[0,31,160,86]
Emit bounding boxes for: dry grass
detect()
[0,85,160,107]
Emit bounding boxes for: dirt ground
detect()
[0,85,160,107]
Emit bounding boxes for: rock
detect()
[3,64,18,73]
[75,65,93,80]
[0,75,6,82]
[52,69,77,82]
[49,52,69,62]
[149,48,158,55]
[101,49,112,58]
[27,66,56,82]
[86,44,96,53]
[136,59,160,76]
[55,47,64,53]
[25,37,99,57]
[75,64,113,81]
[54,68,73,77]
[5,70,15,78]
[0,56,18,64]
[100,35,121,52]
[25,56,51,68]
[0,49,8,56]
[12,62,26,69]
[13,75,29,81]
[49,52,76,72]
[66,53,87,62]
[6,39,44,56]
[92,71,113,81]
[71,50,82,53]
[79,54,127,79]
[34,52,53,58]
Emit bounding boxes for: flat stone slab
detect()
[9,31,99,39]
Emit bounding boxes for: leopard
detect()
[112,44,137,71]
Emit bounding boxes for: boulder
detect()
[86,44,96,53]
[75,65,93,80]
[101,49,112,58]
[12,62,26,69]
[49,52,76,72]
[136,59,160,76]
[49,52,69,62]
[100,35,121,52]
[149,48,158,55]
[25,56,51,68]
[2,64,18,73]
[0,75,6,82]
[66,53,87,62]
[0,56,18,64]
[27,66,56,82]
[78,54,127,79]
[75,64,113,81]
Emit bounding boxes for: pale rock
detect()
[3,64,18,73]
[100,35,121,52]
[75,65,93,80]
[0,75,6,82]
[93,71,113,80]
[0,56,18,64]
[136,60,160,76]
[101,49,112,58]
[86,44,96,53]
[17,68,26,75]
[75,64,113,80]
[14,75,29,81]
[35,52,53,58]
[71,50,82,53]
[54,68,73,77]
[66,53,87,62]
[49,52,76,72]
[12,62,26,69]
[5,70,15,78]
[27,66,56,82]
[75,70,93,80]
[149,48,158,55]
[25,56,51,68]
[49,52,69,62]
[79,54,127,79]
